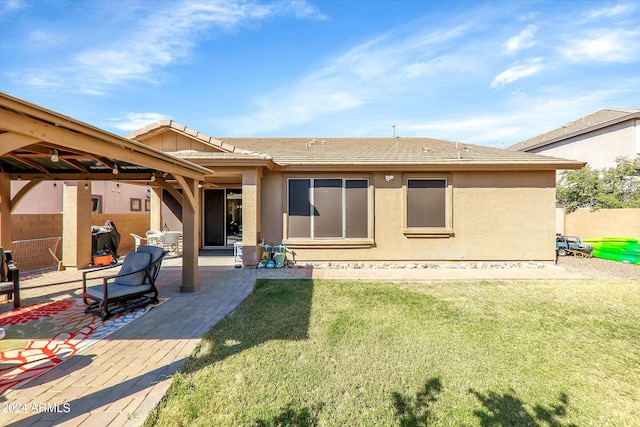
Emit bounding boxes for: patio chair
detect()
[0,247,20,309]
[162,231,181,255]
[145,230,164,247]
[82,245,167,320]
[130,233,146,251]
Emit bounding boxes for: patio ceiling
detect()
[0,92,211,182]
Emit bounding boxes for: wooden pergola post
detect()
[62,181,92,269]
[0,173,12,249]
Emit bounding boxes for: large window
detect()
[405,178,451,235]
[288,178,369,239]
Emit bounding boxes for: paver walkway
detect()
[1,258,589,426]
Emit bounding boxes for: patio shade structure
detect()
[0,91,211,292]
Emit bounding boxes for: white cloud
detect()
[20,70,63,88]
[403,85,638,146]
[0,0,26,13]
[274,0,327,19]
[219,23,472,134]
[224,78,367,134]
[582,3,634,21]
[560,29,640,63]
[490,57,543,88]
[0,0,28,23]
[505,24,537,53]
[110,113,171,132]
[18,0,324,93]
[25,30,67,48]
[405,116,523,141]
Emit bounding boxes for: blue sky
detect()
[1,0,638,148]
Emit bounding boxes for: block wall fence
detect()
[12,209,636,261]
[11,213,151,256]
[557,208,640,239]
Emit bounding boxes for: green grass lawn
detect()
[145,279,640,426]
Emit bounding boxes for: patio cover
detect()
[0,91,211,292]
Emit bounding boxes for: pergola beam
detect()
[0,108,208,180]
[10,177,44,213]
[154,177,183,204]
[0,132,42,155]
[61,158,91,174]
[174,175,197,211]
[6,173,169,181]
[6,153,49,173]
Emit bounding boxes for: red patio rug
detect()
[0,298,166,396]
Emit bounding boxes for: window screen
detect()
[313,179,342,238]
[288,179,311,238]
[345,180,368,238]
[407,179,446,228]
[288,178,368,239]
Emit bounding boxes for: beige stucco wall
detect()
[132,129,560,263]
[530,120,639,169]
[259,170,557,263]
[560,208,640,240]
[139,131,222,153]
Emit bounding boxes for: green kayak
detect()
[582,238,640,264]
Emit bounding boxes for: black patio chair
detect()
[0,247,20,309]
[82,245,166,320]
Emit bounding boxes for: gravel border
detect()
[555,255,640,280]
[299,261,548,270]
[293,256,639,281]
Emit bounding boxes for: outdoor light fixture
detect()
[112,163,119,175]
[50,149,59,162]
[53,181,57,188]
[150,172,156,182]
[85,179,89,190]
[385,175,394,182]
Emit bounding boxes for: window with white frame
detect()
[406,178,449,229]
[287,178,369,239]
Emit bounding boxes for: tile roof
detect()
[212,137,582,170]
[509,108,640,152]
[129,121,584,170]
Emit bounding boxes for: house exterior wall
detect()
[128,127,568,264]
[11,181,149,214]
[139,132,222,152]
[258,169,557,263]
[528,120,639,169]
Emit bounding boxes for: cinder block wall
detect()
[92,213,150,254]
[562,208,640,239]
[11,213,150,256]
[12,214,63,241]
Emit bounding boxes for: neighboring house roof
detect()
[129,121,584,172]
[509,108,640,152]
